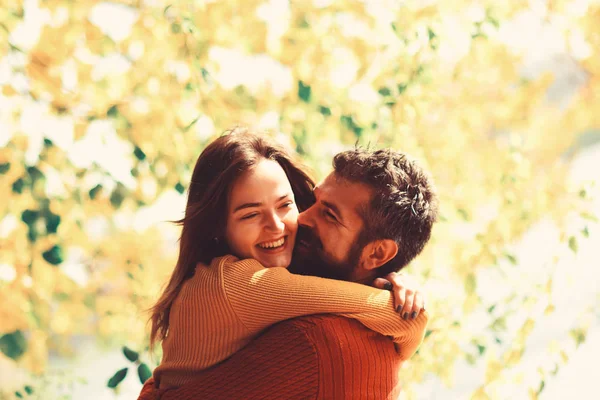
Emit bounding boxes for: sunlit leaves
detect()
[0,1,598,398]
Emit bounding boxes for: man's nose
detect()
[297,205,315,227]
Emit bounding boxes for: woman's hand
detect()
[373,272,425,320]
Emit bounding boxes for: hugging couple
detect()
[138,126,438,399]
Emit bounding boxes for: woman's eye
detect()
[240,213,258,220]
[280,201,294,209]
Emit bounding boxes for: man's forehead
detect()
[315,173,372,215]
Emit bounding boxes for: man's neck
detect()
[349,269,377,286]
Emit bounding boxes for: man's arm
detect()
[138,315,404,400]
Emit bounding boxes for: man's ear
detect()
[360,239,398,270]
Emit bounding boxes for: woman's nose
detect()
[264,212,285,232]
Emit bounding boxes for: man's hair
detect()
[333,147,438,276]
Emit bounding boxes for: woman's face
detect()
[225,159,298,268]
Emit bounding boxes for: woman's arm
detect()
[220,256,428,360]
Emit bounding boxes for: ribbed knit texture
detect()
[153,255,428,389]
[138,315,405,400]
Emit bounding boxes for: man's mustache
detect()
[296,225,323,250]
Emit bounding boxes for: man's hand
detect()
[373,272,425,320]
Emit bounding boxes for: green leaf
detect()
[138,363,152,384]
[537,379,545,395]
[42,245,64,265]
[0,163,10,174]
[476,343,486,355]
[487,304,496,314]
[27,225,38,242]
[107,367,129,389]
[89,184,102,200]
[570,328,586,347]
[45,212,61,234]
[378,87,391,97]
[318,105,331,117]
[427,27,436,41]
[175,182,185,194]
[110,184,127,209]
[457,208,469,220]
[24,386,33,395]
[340,115,363,138]
[397,83,408,94]
[12,177,25,193]
[21,209,39,225]
[133,146,146,161]
[505,253,518,265]
[580,211,598,222]
[0,331,27,360]
[183,116,200,133]
[27,166,44,182]
[464,273,477,295]
[582,226,589,238]
[298,80,311,103]
[15,391,23,399]
[123,346,139,362]
[107,105,119,118]
[568,236,578,253]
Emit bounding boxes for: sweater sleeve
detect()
[220,256,428,360]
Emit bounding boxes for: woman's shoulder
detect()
[206,255,266,272]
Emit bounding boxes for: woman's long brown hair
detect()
[148,127,315,351]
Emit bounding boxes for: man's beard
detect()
[288,225,363,281]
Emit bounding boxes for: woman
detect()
[149,127,426,389]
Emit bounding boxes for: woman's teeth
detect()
[258,237,285,249]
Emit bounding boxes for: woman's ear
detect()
[361,239,398,270]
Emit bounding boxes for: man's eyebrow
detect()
[233,194,290,213]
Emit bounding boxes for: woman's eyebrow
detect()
[233,202,261,213]
[233,194,291,213]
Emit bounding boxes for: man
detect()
[139,147,438,399]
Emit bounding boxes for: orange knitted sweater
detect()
[153,255,428,388]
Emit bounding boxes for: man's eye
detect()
[240,213,258,220]
[323,209,337,222]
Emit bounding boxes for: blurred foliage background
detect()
[1,0,599,399]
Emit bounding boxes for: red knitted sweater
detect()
[138,314,410,399]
